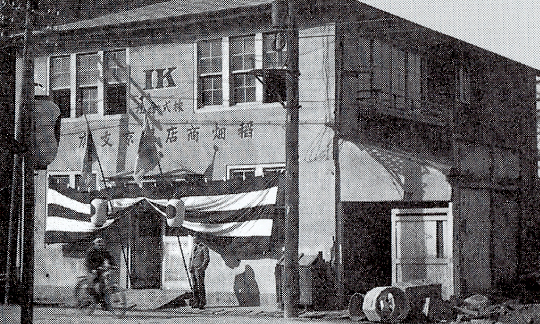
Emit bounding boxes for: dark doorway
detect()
[130,206,163,289]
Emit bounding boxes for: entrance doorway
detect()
[391,204,453,298]
[130,210,163,289]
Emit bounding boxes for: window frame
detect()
[197,38,224,108]
[50,55,72,118]
[104,49,128,115]
[47,171,99,192]
[230,35,257,105]
[456,66,471,104]
[226,163,285,180]
[196,33,285,111]
[262,32,287,104]
[48,49,128,119]
[76,52,100,116]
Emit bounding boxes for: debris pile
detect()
[347,285,540,323]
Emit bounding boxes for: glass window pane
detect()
[211,58,222,73]
[199,58,211,74]
[203,77,213,89]
[48,175,70,189]
[77,53,99,86]
[245,54,254,70]
[199,39,222,74]
[80,87,98,114]
[230,36,255,72]
[244,171,255,179]
[213,90,222,104]
[211,40,221,56]
[246,74,255,86]
[246,87,256,102]
[245,37,254,52]
[235,88,245,103]
[105,50,127,83]
[199,41,210,56]
[106,84,126,115]
[51,56,71,89]
[212,77,222,90]
[230,38,242,54]
[53,89,71,118]
[75,174,96,191]
[231,56,242,71]
[263,33,287,69]
[201,76,222,106]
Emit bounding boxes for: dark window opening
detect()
[76,87,98,117]
[262,167,285,178]
[75,174,96,191]
[52,89,71,118]
[436,220,444,258]
[48,175,70,190]
[230,169,255,181]
[200,75,223,106]
[263,71,286,103]
[105,84,127,115]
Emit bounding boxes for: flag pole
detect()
[83,114,108,190]
[177,235,193,290]
[83,114,132,286]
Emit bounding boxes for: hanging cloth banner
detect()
[45,175,285,260]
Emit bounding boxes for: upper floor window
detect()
[407,52,422,109]
[230,35,256,104]
[359,38,425,112]
[263,32,287,103]
[105,50,127,115]
[198,39,223,106]
[50,55,71,118]
[456,66,470,104]
[77,52,100,116]
[49,49,127,118]
[196,33,285,110]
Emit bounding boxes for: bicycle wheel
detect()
[105,284,127,318]
[74,279,97,315]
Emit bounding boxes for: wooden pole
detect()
[333,33,345,309]
[177,236,193,290]
[283,0,300,318]
[19,1,36,323]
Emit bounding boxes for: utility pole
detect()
[5,1,36,323]
[282,0,300,318]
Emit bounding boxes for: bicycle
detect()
[74,265,127,318]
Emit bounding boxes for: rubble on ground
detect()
[346,279,540,323]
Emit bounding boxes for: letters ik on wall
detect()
[144,68,177,90]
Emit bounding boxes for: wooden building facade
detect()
[17,0,538,305]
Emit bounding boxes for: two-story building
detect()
[19,0,538,306]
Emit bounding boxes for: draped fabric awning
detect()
[46,175,285,261]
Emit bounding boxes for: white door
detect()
[162,236,193,290]
[391,204,453,299]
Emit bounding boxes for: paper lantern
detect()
[166,199,185,227]
[90,199,108,227]
[33,100,61,169]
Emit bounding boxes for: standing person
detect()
[85,237,116,309]
[189,235,210,309]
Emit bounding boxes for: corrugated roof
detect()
[52,0,273,31]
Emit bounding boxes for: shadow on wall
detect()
[234,265,260,306]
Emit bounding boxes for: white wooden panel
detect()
[392,204,453,299]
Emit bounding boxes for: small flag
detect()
[202,144,219,182]
[81,125,98,190]
[133,117,161,186]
